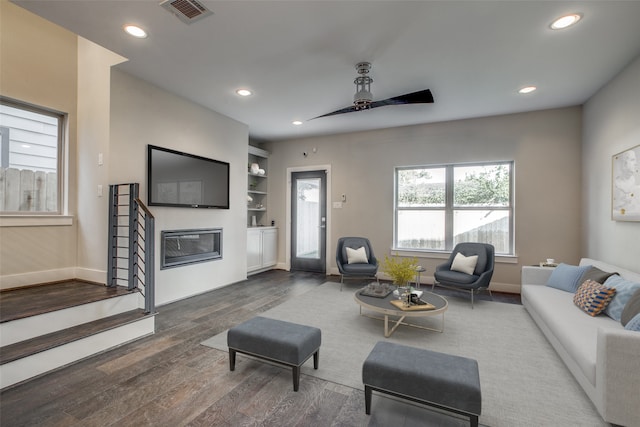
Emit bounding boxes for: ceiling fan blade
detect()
[310,105,358,120]
[369,89,434,109]
[310,89,434,120]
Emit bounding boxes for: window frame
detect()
[394,161,514,255]
[0,96,66,217]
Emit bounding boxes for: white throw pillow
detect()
[346,246,368,264]
[451,253,478,275]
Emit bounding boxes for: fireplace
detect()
[161,228,222,269]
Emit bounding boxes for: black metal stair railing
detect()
[107,183,155,314]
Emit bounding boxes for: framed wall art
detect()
[612,144,640,221]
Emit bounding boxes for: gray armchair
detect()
[336,237,379,291]
[433,242,495,308]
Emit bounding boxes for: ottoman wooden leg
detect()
[365,385,372,415]
[293,366,300,391]
[229,349,236,371]
[313,349,319,369]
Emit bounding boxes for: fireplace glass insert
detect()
[161,228,222,269]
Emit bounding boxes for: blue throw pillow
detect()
[625,313,640,332]
[546,263,592,293]
[603,275,640,322]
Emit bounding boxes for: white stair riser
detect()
[0,293,139,346]
[0,316,155,390]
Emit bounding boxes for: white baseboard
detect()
[328,269,521,294]
[0,268,76,290]
[74,268,107,284]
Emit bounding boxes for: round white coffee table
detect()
[354,288,448,337]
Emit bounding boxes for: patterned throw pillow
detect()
[573,280,617,317]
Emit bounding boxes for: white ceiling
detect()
[13,0,640,142]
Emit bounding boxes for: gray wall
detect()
[265,107,583,290]
[582,55,640,271]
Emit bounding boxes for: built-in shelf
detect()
[248,146,269,227]
[247,146,277,274]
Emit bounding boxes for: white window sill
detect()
[390,248,518,264]
[0,215,74,227]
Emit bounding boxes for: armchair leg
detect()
[340,275,344,292]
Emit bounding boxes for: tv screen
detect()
[147,145,230,209]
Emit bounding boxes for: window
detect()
[0,97,64,214]
[395,162,513,255]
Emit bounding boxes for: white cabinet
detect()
[247,227,277,274]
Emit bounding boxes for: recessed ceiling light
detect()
[123,24,147,38]
[292,121,303,126]
[518,86,537,94]
[236,89,252,97]
[550,13,582,30]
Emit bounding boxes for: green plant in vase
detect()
[380,254,417,288]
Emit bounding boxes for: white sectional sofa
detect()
[521,258,640,427]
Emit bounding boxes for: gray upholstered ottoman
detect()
[227,316,321,391]
[362,341,481,427]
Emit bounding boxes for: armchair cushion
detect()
[346,246,368,264]
[451,253,478,275]
[435,270,479,287]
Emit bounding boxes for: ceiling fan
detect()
[311,62,434,120]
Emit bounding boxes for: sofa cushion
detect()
[522,284,624,386]
[603,275,640,322]
[573,280,616,316]
[346,246,368,264]
[625,313,640,331]
[621,288,640,326]
[579,266,618,284]
[546,263,592,293]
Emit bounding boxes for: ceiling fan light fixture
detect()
[292,120,303,126]
[353,62,373,110]
[550,13,582,30]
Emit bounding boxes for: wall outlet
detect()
[333,201,343,209]
[97,185,103,197]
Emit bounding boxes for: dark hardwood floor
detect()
[0,280,133,323]
[0,271,519,426]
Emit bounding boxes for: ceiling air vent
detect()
[160,0,213,24]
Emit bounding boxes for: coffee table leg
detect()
[384,315,389,337]
[385,315,407,338]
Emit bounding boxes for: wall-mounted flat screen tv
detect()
[147,145,230,209]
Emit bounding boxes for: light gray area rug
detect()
[202,283,606,427]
